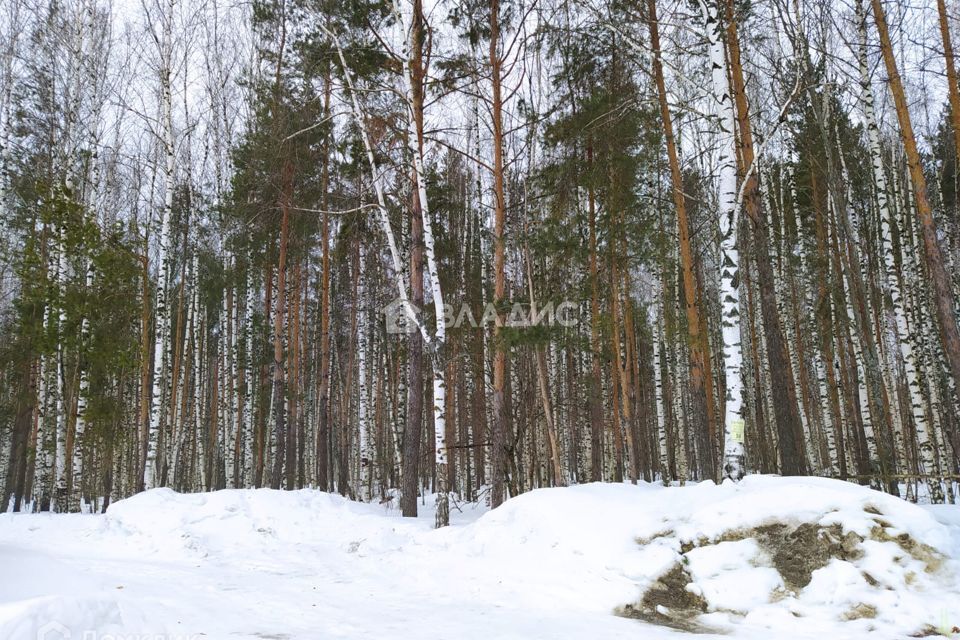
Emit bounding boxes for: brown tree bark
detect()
[316,69,332,492]
[611,248,638,482]
[1,359,33,511]
[647,0,716,480]
[489,0,509,508]
[939,0,960,165]
[401,181,425,516]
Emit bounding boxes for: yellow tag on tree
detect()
[730,419,745,444]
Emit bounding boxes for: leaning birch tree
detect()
[325,13,449,526]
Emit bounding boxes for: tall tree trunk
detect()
[648,0,716,481]
[402,182,425,516]
[316,70,333,493]
[287,261,301,490]
[144,0,176,491]
[269,162,292,489]
[489,0,509,507]
[402,0,450,526]
[704,0,745,480]
[611,251,638,482]
[356,240,370,500]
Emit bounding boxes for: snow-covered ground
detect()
[2,476,959,640]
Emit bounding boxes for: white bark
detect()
[53,223,68,512]
[357,243,370,501]
[243,262,255,487]
[230,274,240,487]
[33,221,55,510]
[672,329,688,485]
[71,258,92,512]
[651,294,668,485]
[222,255,237,488]
[144,0,176,491]
[700,0,744,480]
[194,286,205,490]
[858,5,941,502]
[0,0,18,254]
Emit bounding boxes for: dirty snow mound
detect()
[615,476,956,636]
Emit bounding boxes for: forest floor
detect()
[1,476,959,640]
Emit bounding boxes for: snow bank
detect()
[102,487,420,562]
[450,476,957,636]
[1,476,957,640]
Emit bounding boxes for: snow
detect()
[1,476,959,640]
[684,538,784,612]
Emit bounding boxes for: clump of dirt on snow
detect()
[617,563,711,633]
[742,522,863,589]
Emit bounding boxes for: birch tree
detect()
[700,0,744,480]
[143,0,177,491]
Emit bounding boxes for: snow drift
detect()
[1,476,958,640]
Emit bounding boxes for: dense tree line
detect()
[1,0,959,524]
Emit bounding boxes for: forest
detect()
[1,0,960,530]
